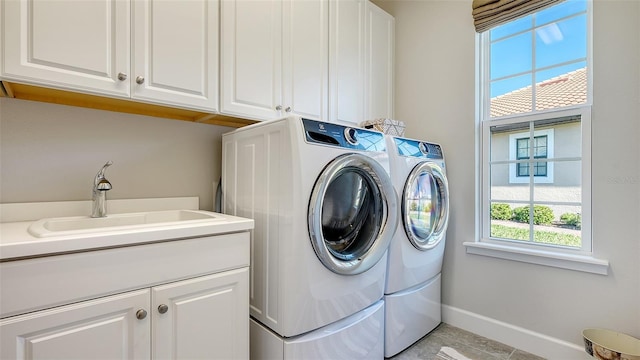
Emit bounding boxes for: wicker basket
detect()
[360,118,405,136]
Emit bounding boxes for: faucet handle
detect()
[97,161,113,176]
[94,161,113,184]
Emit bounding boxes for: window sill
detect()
[463,241,609,275]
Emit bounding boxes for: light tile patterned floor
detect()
[390,323,546,360]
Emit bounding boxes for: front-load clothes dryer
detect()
[383,136,450,358]
[222,116,398,359]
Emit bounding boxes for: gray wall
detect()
[375,0,639,350]
[0,98,232,211]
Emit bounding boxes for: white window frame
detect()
[509,128,554,183]
[465,0,609,275]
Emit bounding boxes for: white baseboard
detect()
[442,305,590,359]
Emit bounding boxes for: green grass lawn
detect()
[490,224,581,247]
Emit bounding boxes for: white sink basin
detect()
[28,210,220,238]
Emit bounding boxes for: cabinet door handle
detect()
[136,76,145,85]
[136,309,148,320]
[275,105,282,111]
[158,304,169,314]
[285,107,291,112]
[117,73,128,81]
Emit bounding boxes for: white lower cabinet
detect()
[0,231,251,360]
[0,289,151,359]
[0,268,248,360]
[152,268,249,359]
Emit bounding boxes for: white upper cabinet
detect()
[220,0,328,121]
[282,0,329,121]
[329,0,366,125]
[1,0,391,122]
[220,0,283,120]
[2,0,131,97]
[365,1,395,121]
[132,0,219,111]
[329,0,394,125]
[2,0,218,111]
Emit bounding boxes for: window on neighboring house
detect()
[468,0,604,274]
[508,128,554,184]
[516,136,547,177]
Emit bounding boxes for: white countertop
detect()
[0,198,254,261]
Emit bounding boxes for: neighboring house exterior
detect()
[490,67,586,218]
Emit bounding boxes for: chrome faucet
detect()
[92,161,113,218]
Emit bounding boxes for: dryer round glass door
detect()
[402,162,450,250]
[308,153,398,275]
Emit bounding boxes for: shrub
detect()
[491,203,513,220]
[512,205,555,225]
[560,213,581,228]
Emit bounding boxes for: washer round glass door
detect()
[308,153,398,275]
[402,162,449,250]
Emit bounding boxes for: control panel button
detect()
[344,128,359,145]
[419,142,429,155]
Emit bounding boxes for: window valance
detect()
[472,0,564,32]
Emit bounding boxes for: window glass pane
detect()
[492,203,535,242]
[551,125,581,158]
[490,32,532,80]
[517,163,529,177]
[535,14,587,69]
[532,204,582,247]
[490,15,532,41]
[533,161,582,202]
[490,73,531,101]
[490,125,526,162]
[534,117,582,158]
[533,160,548,176]
[536,62,586,83]
[533,136,548,158]
[490,203,531,241]
[491,163,530,202]
[535,0,587,27]
[516,138,530,159]
[535,65,587,112]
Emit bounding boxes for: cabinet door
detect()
[152,268,249,360]
[1,0,130,97]
[0,289,150,360]
[329,0,366,125]
[365,1,394,120]
[132,0,218,111]
[220,0,282,120]
[282,0,328,121]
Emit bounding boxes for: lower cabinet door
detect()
[0,289,151,360]
[152,267,249,360]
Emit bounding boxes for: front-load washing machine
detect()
[222,116,398,359]
[383,136,450,358]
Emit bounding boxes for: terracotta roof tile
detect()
[490,67,587,117]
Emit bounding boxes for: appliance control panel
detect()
[302,118,386,152]
[393,137,444,160]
